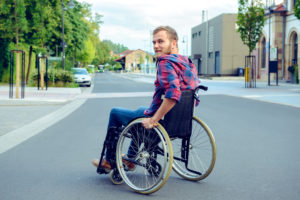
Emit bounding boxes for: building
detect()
[115,49,154,72]
[254,0,299,82]
[191,13,249,76]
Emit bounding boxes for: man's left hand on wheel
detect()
[142,118,158,129]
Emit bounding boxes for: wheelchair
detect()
[97,85,217,194]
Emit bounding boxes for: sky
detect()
[78,0,283,55]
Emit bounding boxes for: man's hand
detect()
[142,98,176,129]
[142,118,158,129]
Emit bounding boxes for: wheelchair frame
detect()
[97,85,217,194]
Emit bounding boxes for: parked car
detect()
[72,68,91,87]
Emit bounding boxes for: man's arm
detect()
[142,98,176,129]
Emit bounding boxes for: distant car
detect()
[98,65,104,73]
[72,68,91,87]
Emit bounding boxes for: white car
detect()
[72,68,91,87]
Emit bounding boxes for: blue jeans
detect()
[107,106,147,129]
[105,106,147,160]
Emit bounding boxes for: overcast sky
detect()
[78,0,283,55]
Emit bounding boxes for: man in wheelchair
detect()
[92,25,200,173]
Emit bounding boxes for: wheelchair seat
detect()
[162,90,194,138]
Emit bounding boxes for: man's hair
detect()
[153,26,178,46]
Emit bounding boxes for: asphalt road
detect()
[0,72,300,200]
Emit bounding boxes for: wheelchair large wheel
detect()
[172,116,216,181]
[116,118,173,194]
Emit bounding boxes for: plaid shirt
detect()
[144,54,200,116]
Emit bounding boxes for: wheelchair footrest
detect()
[97,166,110,174]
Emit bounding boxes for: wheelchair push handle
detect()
[194,85,208,101]
[196,85,208,91]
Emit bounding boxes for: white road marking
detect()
[78,92,154,99]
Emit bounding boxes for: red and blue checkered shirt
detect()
[144,54,200,116]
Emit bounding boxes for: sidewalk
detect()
[0,86,81,104]
[0,85,86,150]
[113,72,300,108]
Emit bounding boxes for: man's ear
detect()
[171,39,177,49]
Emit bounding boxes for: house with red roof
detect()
[115,49,154,72]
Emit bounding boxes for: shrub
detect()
[29,68,75,87]
[105,65,113,71]
[114,63,122,71]
[295,65,299,84]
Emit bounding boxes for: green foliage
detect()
[0,0,129,85]
[30,68,75,87]
[0,39,11,81]
[102,40,129,54]
[295,0,300,19]
[86,66,94,73]
[107,58,117,66]
[114,62,122,71]
[77,38,95,64]
[0,0,28,46]
[0,42,37,83]
[104,65,113,71]
[237,0,265,55]
[65,1,90,59]
[296,65,299,84]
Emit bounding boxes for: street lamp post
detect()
[61,0,75,70]
[268,6,272,85]
[182,35,188,56]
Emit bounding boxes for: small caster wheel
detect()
[109,169,124,185]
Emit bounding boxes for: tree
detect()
[65,1,90,67]
[295,0,300,19]
[0,39,10,81]
[76,8,105,66]
[102,40,129,54]
[236,0,265,56]
[0,0,28,48]
[24,0,53,83]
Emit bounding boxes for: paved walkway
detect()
[0,86,81,103]
[0,85,89,147]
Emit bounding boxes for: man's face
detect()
[152,30,176,57]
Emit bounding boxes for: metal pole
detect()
[186,35,188,57]
[206,10,208,74]
[268,7,271,85]
[62,0,65,70]
[282,13,286,80]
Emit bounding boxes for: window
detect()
[208,52,213,59]
[198,31,201,36]
[293,34,298,64]
[192,33,197,39]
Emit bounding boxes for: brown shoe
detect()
[92,158,112,172]
[122,157,135,171]
[100,158,112,172]
[92,159,100,167]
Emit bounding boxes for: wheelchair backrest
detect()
[163,90,194,138]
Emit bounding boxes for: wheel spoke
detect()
[116,119,173,194]
[172,117,216,181]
